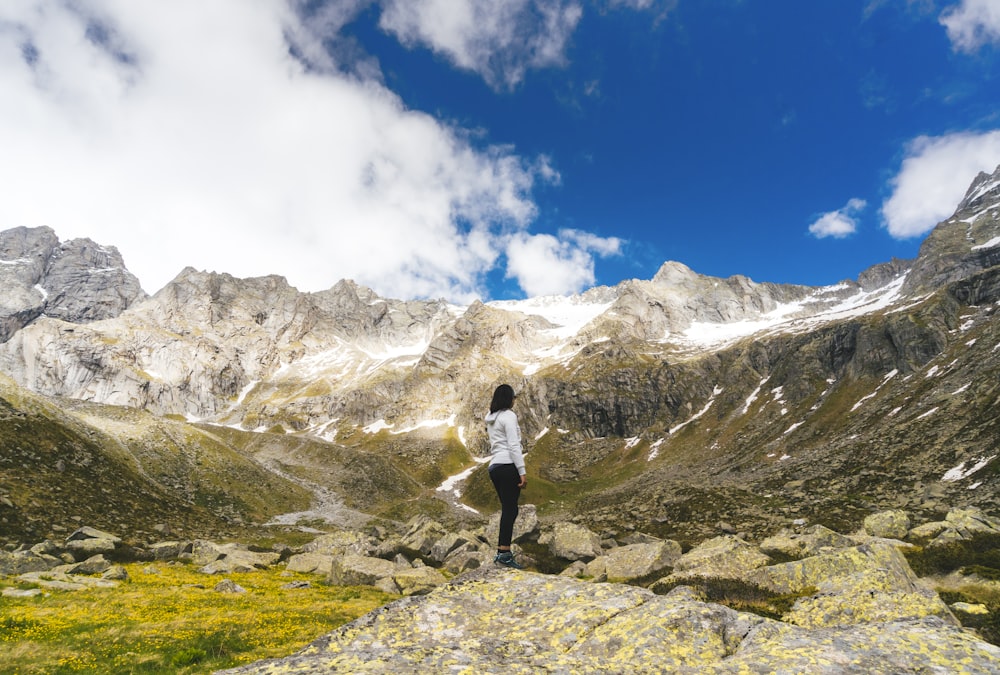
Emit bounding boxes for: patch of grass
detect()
[903,533,1000,577]
[937,587,1000,646]
[963,565,1000,582]
[652,576,817,621]
[0,562,394,674]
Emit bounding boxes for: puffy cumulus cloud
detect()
[808,199,867,239]
[377,0,583,90]
[0,0,565,302]
[940,0,1000,52]
[881,130,1000,239]
[505,228,622,297]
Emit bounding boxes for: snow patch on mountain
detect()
[678,275,908,349]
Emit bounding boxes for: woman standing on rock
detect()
[485,384,527,569]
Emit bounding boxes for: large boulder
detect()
[0,549,61,575]
[749,542,956,629]
[539,522,603,562]
[186,541,281,574]
[399,517,449,558]
[863,510,910,540]
[391,566,449,596]
[328,555,398,587]
[667,535,771,581]
[302,530,375,557]
[912,507,1000,547]
[286,552,335,574]
[217,566,1000,674]
[441,542,489,575]
[759,524,854,560]
[429,531,479,564]
[147,541,192,561]
[601,541,682,582]
[64,527,122,562]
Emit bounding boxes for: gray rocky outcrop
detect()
[590,540,682,583]
[863,509,910,539]
[666,535,771,582]
[748,541,954,629]
[328,554,399,586]
[759,524,855,560]
[539,521,604,561]
[909,506,1000,546]
[0,226,145,342]
[217,565,1000,674]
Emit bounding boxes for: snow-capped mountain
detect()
[1,164,999,544]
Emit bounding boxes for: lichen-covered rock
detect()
[64,554,112,576]
[148,541,191,561]
[864,510,910,540]
[301,530,375,557]
[666,535,770,581]
[286,552,334,574]
[102,565,130,581]
[214,579,246,594]
[602,540,682,582]
[429,531,480,563]
[442,542,488,574]
[749,542,956,629]
[540,522,603,561]
[907,507,1000,548]
[0,549,60,575]
[908,520,950,543]
[760,524,854,560]
[399,516,449,557]
[188,540,227,566]
[217,566,1000,674]
[941,507,1000,538]
[392,566,448,596]
[328,555,398,587]
[64,537,117,561]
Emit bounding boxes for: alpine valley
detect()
[2,165,1000,552]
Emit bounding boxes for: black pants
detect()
[489,463,521,548]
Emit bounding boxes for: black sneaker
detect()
[494,551,524,569]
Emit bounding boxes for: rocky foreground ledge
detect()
[218,563,999,674]
[5,507,1000,673]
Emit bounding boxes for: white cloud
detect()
[377,0,583,91]
[940,0,1000,52]
[505,228,622,297]
[881,130,1000,238]
[0,0,577,302]
[809,198,867,239]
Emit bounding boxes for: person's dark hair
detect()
[490,384,516,413]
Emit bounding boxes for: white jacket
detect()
[485,409,525,475]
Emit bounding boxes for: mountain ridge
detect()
[0,165,999,547]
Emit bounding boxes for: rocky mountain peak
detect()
[0,225,145,341]
[958,164,1000,213]
[903,163,1000,294]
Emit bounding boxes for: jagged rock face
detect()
[904,164,1000,294]
[0,226,146,342]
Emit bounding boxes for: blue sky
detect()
[1,1,999,302]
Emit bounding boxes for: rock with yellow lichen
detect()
[748,541,955,630]
[759,523,855,560]
[598,540,682,583]
[538,521,604,561]
[216,565,1000,674]
[863,509,911,539]
[664,534,772,583]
